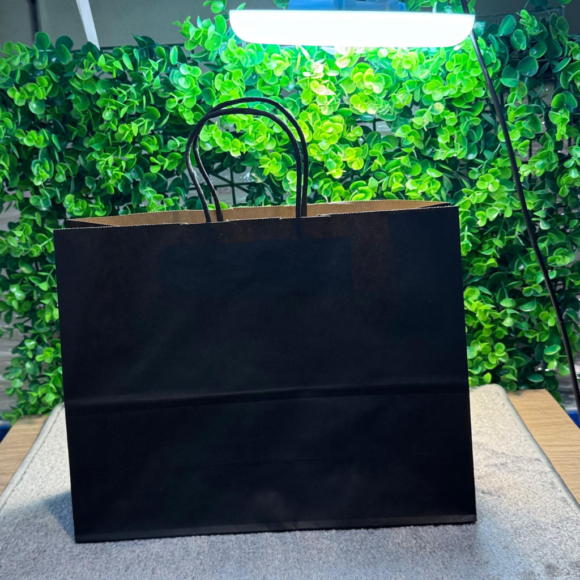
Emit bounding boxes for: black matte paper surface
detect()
[54,201,476,543]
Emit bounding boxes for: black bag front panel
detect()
[66,392,474,542]
[54,205,476,542]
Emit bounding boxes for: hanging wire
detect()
[460,0,580,413]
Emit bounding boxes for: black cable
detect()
[461,0,580,412]
[28,0,40,35]
[186,107,304,221]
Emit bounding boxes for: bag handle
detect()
[191,97,309,220]
[185,100,309,223]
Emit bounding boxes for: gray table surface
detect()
[1,385,580,580]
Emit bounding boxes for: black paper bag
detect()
[54,100,476,543]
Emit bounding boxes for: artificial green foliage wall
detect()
[0,0,578,420]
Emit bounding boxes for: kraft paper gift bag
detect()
[54,98,476,543]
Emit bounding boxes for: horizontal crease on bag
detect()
[64,381,468,415]
[185,98,309,223]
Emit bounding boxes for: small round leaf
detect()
[34,31,51,50]
[29,99,46,115]
[55,35,74,50]
[498,15,516,37]
[56,44,71,65]
[517,56,538,77]
[530,41,546,58]
[511,29,527,51]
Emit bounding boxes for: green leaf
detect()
[34,31,51,50]
[555,16,569,33]
[544,345,561,356]
[552,91,577,109]
[517,56,538,77]
[565,92,578,108]
[511,29,527,51]
[546,37,563,59]
[144,106,161,120]
[211,0,226,14]
[215,14,227,35]
[552,93,566,108]
[122,53,133,70]
[530,41,546,58]
[500,66,520,88]
[515,81,528,101]
[170,46,179,65]
[29,99,45,115]
[498,15,516,36]
[205,35,221,51]
[55,35,74,50]
[56,44,71,65]
[527,373,544,383]
[464,287,480,300]
[33,52,48,70]
[553,57,570,73]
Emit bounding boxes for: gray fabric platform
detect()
[1,385,579,580]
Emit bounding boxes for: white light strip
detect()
[76,0,100,49]
[230,10,475,48]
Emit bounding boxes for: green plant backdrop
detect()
[0,0,578,420]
